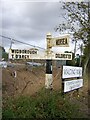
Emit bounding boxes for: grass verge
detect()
[2,88,88,119]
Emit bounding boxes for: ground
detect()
[2,64,62,97]
[1,63,90,118]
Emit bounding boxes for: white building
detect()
[9,48,38,60]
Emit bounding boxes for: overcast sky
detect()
[0,0,77,53]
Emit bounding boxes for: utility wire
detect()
[0,35,46,50]
[0,35,63,55]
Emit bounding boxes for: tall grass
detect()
[2,88,87,119]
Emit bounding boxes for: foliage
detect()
[64,51,79,66]
[0,46,5,52]
[56,2,90,69]
[57,2,89,42]
[2,52,8,61]
[0,46,8,61]
[2,89,86,119]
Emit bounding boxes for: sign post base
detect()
[45,74,53,89]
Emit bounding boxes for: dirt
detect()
[2,65,62,97]
[2,65,44,97]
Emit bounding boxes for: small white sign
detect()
[62,66,82,78]
[64,79,83,92]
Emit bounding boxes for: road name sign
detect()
[62,66,83,93]
[62,66,82,78]
[64,79,83,92]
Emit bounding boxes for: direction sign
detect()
[9,49,72,60]
[51,34,69,47]
[54,53,72,60]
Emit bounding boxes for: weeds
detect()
[2,88,87,118]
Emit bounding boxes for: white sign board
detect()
[29,53,46,59]
[30,53,72,60]
[52,34,69,47]
[9,50,72,60]
[64,79,83,92]
[62,66,82,78]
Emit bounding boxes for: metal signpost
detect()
[9,33,72,89]
[45,33,71,89]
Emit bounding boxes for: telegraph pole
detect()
[79,44,83,66]
[74,40,77,58]
[8,39,13,62]
[8,39,14,62]
[45,33,53,89]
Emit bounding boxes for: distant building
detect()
[9,48,38,59]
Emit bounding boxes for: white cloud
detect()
[1,0,76,54]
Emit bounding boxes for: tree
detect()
[65,51,78,66]
[0,46,8,61]
[56,1,90,73]
[0,46,5,52]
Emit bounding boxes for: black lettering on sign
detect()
[55,54,71,59]
[64,68,82,76]
[68,54,71,59]
[56,38,68,45]
[29,51,37,54]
